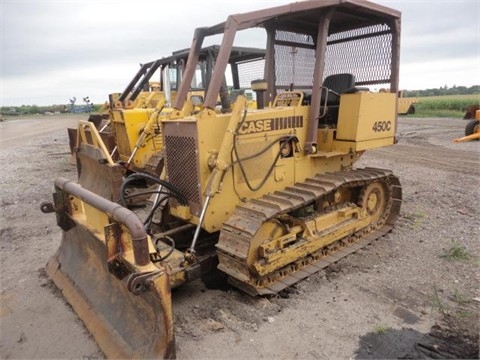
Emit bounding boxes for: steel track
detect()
[216,167,402,296]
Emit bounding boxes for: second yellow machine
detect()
[44,0,403,358]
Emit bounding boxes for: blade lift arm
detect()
[126,97,166,166]
[185,95,248,262]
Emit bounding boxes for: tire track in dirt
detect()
[372,143,480,175]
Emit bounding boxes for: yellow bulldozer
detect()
[68,45,266,201]
[397,90,417,115]
[42,0,403,358]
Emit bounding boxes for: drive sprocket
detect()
[357,180,391,227]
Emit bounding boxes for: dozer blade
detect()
[74,120,123,201]
[46,178,176,359]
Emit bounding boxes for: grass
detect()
[430,289,443,312]
[408,109,466,118]
[409,94,479,118]
[403,210,426,229]
[452,288,471,306]
[455,309,474,319]
[413,211,425,227]
[440,241,471,261]
[373,324,390,334]
[430,285,474,333]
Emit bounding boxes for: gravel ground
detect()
[0,114,478,359]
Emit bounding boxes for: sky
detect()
[1,0,479,106]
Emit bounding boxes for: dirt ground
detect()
[0,114,479,359]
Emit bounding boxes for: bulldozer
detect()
[68,45,266,201]
[42,0,402,358]
[397,90,417,115]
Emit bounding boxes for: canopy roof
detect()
[203,0,400,37]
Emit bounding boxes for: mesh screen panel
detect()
[275,31,315,91]
[325,24,392,86]
[272,25,392,91]
[237,59,266,88]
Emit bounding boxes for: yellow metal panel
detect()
[166,98,393,233]
[397,97,417,114]
[336,92,396,142]
[190,105,311,232]
[334,137,395,152]
[316,128,335,152]
[83,202,109,239]
[356,137,395,151]
[112,109,165,168]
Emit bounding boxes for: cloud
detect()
[1,0,479,105]
[387,0,480,89]
[2,61,139,105]
[2,1,186,78]
[400,57,478,89]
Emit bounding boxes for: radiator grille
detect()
[164,135,201,205]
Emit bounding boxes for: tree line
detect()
[2,85,479,116]
[403,85,479,98]
[1,104,102,116]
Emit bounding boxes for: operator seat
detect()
[319,73,356,126]
[322,73,356,104]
